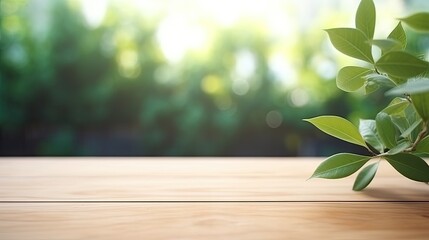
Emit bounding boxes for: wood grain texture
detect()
[0,157,428,239]
[1,202,428,240]
[0,158,428,201]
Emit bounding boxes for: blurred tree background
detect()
[1,0,428,156]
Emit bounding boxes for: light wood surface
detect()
[0,157,428,239]
[1,203,428,240]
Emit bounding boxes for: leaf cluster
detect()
[306,0,429,191]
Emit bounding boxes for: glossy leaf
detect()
[376,112,398,149]
[400,119,422,138]
[391,114,422,141]
[364,81,380,95]
[386,78,429,96]
[416,135,429,154]
[375,51,429,79]
[364,73,396,88]
[304,116,367,148]
[353,162,379,191]
[411,93,429,121]
[404,105,422,140]
[336,66,372,92]
[369,39,402,52]
[355,0,376,39]
[389,76,408,85]
[385,153,429,182]
[400,13,429,32]
[325,28,374,63]
[359,119,384,153]
[381,97,409,115]
[311,153,371,179]
[391,115,409,135]
[386,140,411,155]
[387,22,406,49]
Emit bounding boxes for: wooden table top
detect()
[0,157,428,239]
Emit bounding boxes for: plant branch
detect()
[405,121,428,152]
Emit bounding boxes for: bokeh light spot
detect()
[266,110,283,128]
[232,79,250,96]
[117,50,141,79]
[201,75,223,95]
[289,88,310,107]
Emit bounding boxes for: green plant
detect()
[305,0,429,191]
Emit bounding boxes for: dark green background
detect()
[1,0,428,156]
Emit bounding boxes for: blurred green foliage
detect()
[0,0,427,156]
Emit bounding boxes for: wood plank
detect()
[1,202,428,240]
[1,158,428,201]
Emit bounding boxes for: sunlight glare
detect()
[234,50,257,80]
[268,53,298,87]
[156,14,209,63]
[81,0,108,28]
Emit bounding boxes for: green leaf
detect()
[369,39,402,52]
[404,105,422,140]
[385,153,429,182]
[336,66,373,92]
[390,76,408,86]
[416,135,429,154]
[364,73,396,88]
[304,116,367,148]
[400,119,422,138]
[376,112,398,149]
[386,78,429,96]
[325,28,374,63]
[355,0,376,39]
[386,140,412,155]
[375,51,429,79]
[311,153,371,179]
[400,13,429,32]
[388,22,406,49]
[364,81,380,94]
[391,115,409,134]
[411,93,429,121]
[381,97,409,115]
[359,119,384,153]
[353,162,379,191]
[391,112,422,141]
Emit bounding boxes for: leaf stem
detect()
[366,144,379,156]
[374,66,381,75]
[373,66,399,87]
[405,121,428,152]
